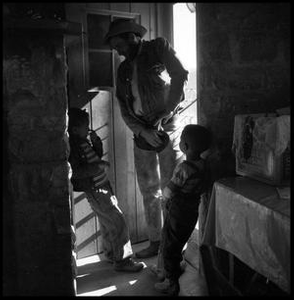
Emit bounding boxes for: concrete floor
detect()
[76,229,208,296]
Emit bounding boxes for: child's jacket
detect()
[69,135,109,191]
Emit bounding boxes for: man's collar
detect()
[127,39,143,62]
[136,39,143,58]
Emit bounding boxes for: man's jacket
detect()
[116,37,188,136]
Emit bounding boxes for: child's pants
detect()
[86,182,133,262]
[162,196,200,281]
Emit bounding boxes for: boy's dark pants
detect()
[162,196,200,282]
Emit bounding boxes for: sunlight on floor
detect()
[76,273,90,279]
[75,236,208,296]
[77,279,138,296]
[76,254,103,267]
[78,285,117,296]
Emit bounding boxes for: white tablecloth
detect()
[201,176,290,293]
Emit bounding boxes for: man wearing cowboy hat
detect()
[104,19,188,259]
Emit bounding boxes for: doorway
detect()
[66,3,198,260]
[173,2,197,123]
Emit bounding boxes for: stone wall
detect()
[3,31,75,295]
[197,3,290,179]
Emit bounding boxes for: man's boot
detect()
[135,241,160,258]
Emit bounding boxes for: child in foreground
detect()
[153,124,212,295]
[68,107,144,272]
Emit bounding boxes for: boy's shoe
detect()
[154,278,180,296]
[135,241,160,258]
[149,264,166,281]
[114,258,144,272]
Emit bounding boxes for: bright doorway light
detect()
[173,3,197,102]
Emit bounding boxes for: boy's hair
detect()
[68,107,89,134]
[182,124,212,153]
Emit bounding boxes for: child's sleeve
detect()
[163,163,187,199]
[69,143,105,179]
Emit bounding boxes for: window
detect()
[87,13,113,87]
[85,12,139,89]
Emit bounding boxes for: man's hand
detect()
[140,129,165,147]
[144,109,173,128]
[161,111,174,125]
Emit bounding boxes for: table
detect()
[201,176,290,294]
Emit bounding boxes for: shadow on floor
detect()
[76,236,209,296]
[77,261,170,296]
[76,241,169,296]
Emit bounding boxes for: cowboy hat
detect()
[104,19,147,44]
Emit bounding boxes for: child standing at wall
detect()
[154,124,212,295]
[68,107,144,272]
